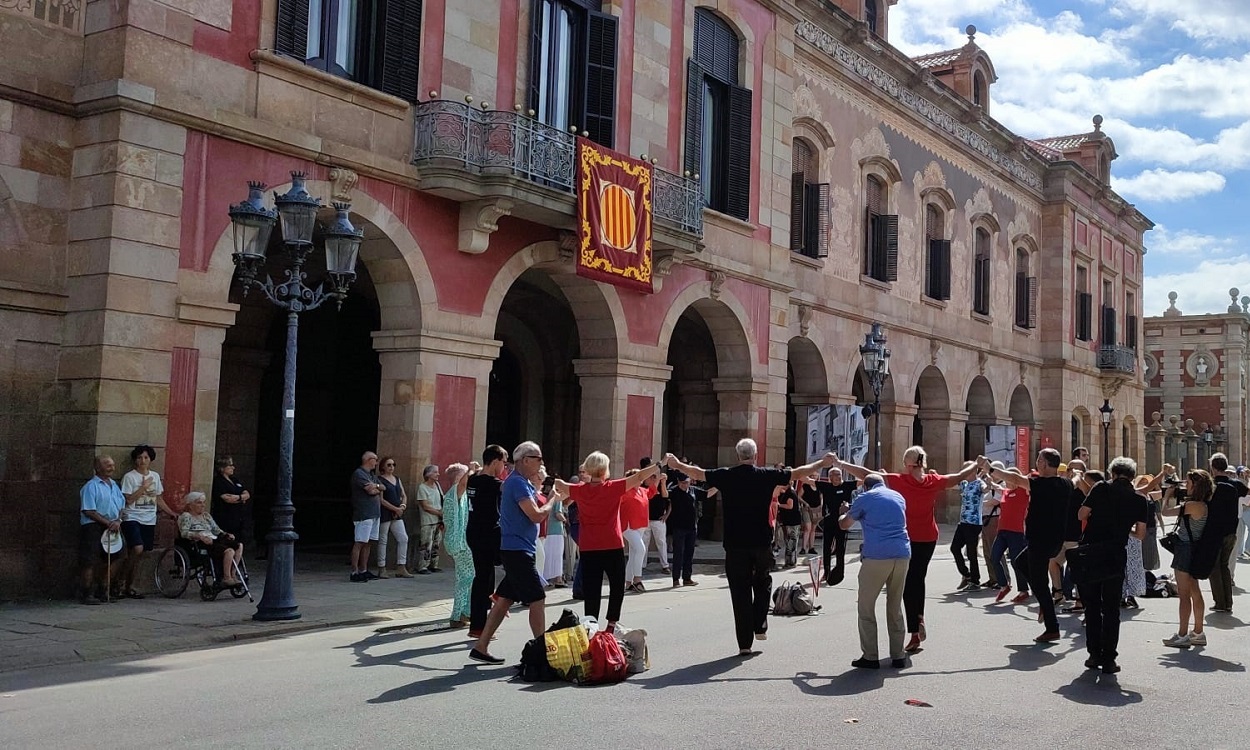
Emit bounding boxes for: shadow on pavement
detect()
[1202,613,1247,630]
[0,660,169,692]
[1053,672,1143,706]
[792,668,885,695]
[905,643,1082,678]
[1156,650,1246,673]
[635,654,770,689]
[368,664,505,703]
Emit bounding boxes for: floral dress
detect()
[1123,536,1146,598]
[441,485,472,622]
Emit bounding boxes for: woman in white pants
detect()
[622,469,663,592]
[544,487,568,586]
[376,457,413,577]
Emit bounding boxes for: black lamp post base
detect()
[253,607,301,622]
[253,531,300,621]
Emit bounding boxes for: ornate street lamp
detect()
[859,322,891,469]
[1099,399,1114,469]
[228,172,363,621]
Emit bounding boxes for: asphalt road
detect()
[2,554,1247,750]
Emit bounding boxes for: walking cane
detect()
[105,538,112,603]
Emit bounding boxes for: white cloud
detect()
[1144,257,1250,316]
[1106,0,1250,44]
[1113,169,1226,202]
[1144,225,1239,257]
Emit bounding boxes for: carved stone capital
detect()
[328,167,359,203]
[797,303,814,337]
[930,339,942,366]
[457,198,514,254]
[558,230,578,262]
[1100,378,1125,400]
[709,271,726,301]
[977,351,988,375]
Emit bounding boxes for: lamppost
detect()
[228,173,363,621]
[1203,425,1214,463]
[1099,399,1114,468]
[859,322,891,469]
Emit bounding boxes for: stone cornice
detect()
[794,19,1043,191]
[0,280,66,316]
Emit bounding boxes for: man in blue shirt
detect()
[80,455,126,605]
[470,441,555,665]
[840,474,911,669]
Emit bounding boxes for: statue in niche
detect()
[1196,356,1208,378]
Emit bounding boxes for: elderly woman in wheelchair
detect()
[178,491,244,587]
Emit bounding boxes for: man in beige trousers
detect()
[838,472,911,669]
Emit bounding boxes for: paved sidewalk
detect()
[0,545,733,674]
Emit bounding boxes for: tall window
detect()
[972,228,991,315]
[685,9,752,221]
[865,0,878,35]
[276,0,424,103]
[1126,290,1138,349]
[864,175,897,282]
[1100,279,1116,346]
[1014,247,1036,328]
[973,70,987,107]
[1075,265,1092,341]
[790,139,829,258]
[924,204,950,299]
[528,0,618,147]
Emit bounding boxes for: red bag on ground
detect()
[584,630,628,684]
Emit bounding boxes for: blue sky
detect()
[890,0,1250,316]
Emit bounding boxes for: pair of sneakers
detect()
[1163,631,1207,647]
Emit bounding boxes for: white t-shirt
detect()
[418,483,443,526]
[121,469,164,525]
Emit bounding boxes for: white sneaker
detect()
[1187,632,1207,646]
[1162,633,1191,648]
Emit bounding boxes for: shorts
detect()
[79,522,114,566]
[495,550,546,606]
[120,520,155,551]
[353,518,380,543]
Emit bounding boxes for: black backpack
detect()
[515,608,581,682]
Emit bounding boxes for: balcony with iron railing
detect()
[412,100,703,254]
[1097,345,1136,375]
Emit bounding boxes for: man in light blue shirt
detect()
[839,474,910,669]
[79,455,125,604]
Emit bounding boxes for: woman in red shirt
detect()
[839,446,977,654]
[621,470,667,592]
[557,454,659,630]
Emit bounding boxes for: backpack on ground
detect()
[517,637,560,682]
[584,630,628,684]
[772,581,817,616]
[1143,571,1177,598]
[613,626,650,674]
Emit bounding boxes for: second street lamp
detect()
[1099,399,1114,469]
[228,172,363,622]
[859,322,891,469]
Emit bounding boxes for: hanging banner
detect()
[1016,426,1032,470]
[575,137,653,293]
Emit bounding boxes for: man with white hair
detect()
[665,440,836,656]
[840,473,910,669]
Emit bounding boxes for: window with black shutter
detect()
[685,9,752,221]
[1126,291,1138,349]
[972,228,991,315]
[275,0,423,104]
[863,176,896,282]
[865,0,878,35]
[1100,305,1117,347]
[924,204,949,299]
[790,140,829,259]
[1013,248,1035,328]
[1076,292,1093,341]
[527,0,617,148]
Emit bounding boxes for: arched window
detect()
[685,9,752,221]
[864,175,896,281]
[972,227,991,315]
[790,139,829,258]
[924,204,950,299]
[865,0,878,35]
[1014,247,1036,328]
[973,70,987,107]
[1099,153,1111,182]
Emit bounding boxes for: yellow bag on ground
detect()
[544,625,591,682]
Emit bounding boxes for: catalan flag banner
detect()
[576,137,653,294]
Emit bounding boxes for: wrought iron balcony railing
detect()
[1097,345,1136,374]
[413,100,703,237]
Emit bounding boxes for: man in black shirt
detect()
[819,468,858,586]
[1078,456,1148,674]
[1207,453,1245,612]
[665,441,835,656]
[667,473,700,587]
[465,444,508,637]
[981,448,1073,642]
[776,480,803,568]
[647,485,671,573]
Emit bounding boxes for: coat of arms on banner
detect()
[575,138,653,293]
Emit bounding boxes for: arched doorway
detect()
[487,269,585,475]
[914,366,952,470]
[1008,384,1034,467]
[786,336,828,466]
[965,376,996,460]
[852,364,896,468]
[215,210,385,547]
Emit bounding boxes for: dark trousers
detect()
[990,530,1029,590]
[580,547,626,623]
[1082,574,1126,664]
[672,528,697,583]
[725,546,773,650]
[951,523,983,582]
[903,541,936,634]
[1209,534,1237,610]
[822,518,847,586]
[467,537,497,632]
[1026,542,1062,631]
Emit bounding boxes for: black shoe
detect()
[429,568,441,573]
[363,571,379,580]
[851,657,880,669]
[890,658,906,668]
[1084,657,1101,670]
[417,569,432,575]
[79,594,104,606]
[469,649,505,665]
[1101,662,1121,674]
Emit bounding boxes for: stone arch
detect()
[787,335,829,397]
[688,4,756,83]
[966,376,995,419]
[793,116,836,151]
[481,240,624,359]
[656,284,759,379]
[913,364,951,412]
[1071,405,1093,459]
[860,154,904,189]
[201,177,434,331]
[1009,384,1034,425]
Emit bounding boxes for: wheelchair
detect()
[155,537,253,602]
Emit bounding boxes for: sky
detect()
[889,0,1250,317]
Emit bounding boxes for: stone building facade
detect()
[0,0,1150,596]
[1142,290,1250,472]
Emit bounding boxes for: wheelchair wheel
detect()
[230,584,247,599]
[154,547,190,598]
[200,581,219,601]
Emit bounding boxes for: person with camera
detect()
[1161,468,1213,648]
